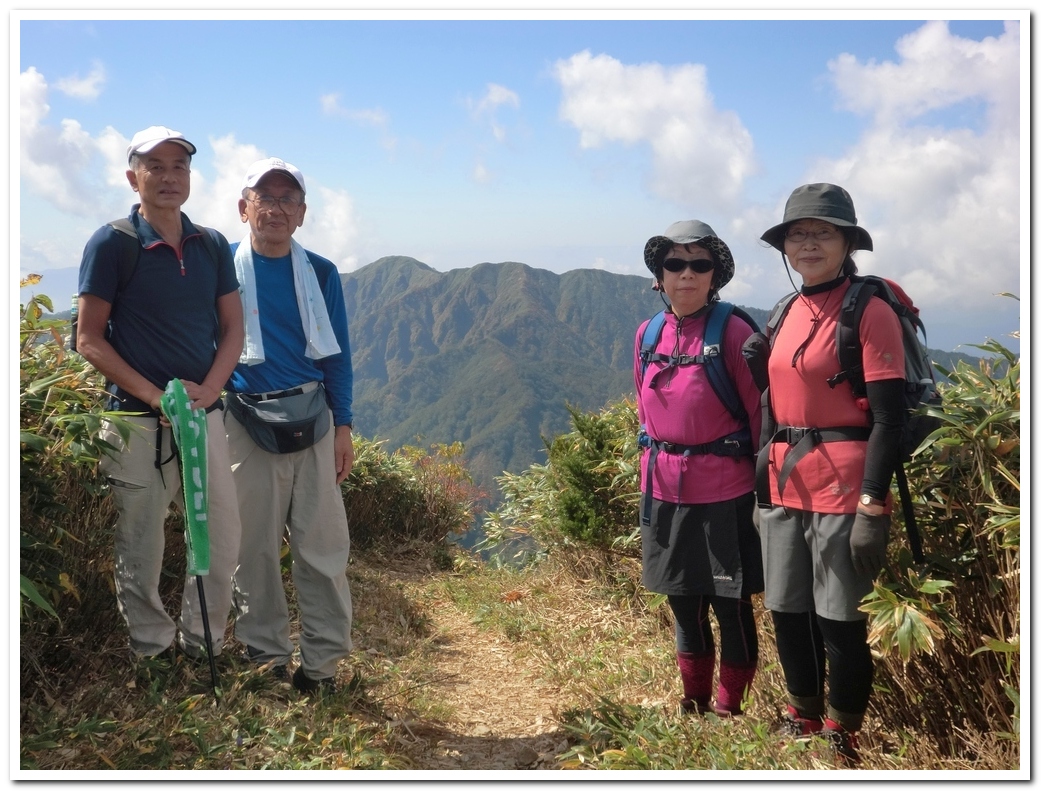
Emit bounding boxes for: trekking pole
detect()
[160,379,219,697]
[195,576,219,696]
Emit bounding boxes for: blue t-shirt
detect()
[226,244,354,427]
[78,205,239,413]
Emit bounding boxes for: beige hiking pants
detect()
[226,408,353,680]
[99,410,242,657]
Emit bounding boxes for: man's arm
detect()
[76,294,165,411]
[180,290,244,411]
[334,425,354,484]
[314,259,354,483]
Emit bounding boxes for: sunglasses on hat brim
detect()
[661,257,715,274]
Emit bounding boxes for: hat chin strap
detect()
[781,253,800,295]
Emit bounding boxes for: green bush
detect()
[482,399,639,558]
[341,438,486,549]
[863,338,1020,755]
[19,288,130,621]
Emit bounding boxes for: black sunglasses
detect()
[661,257,715,274]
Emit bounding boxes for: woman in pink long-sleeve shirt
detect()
[635,220,763,717]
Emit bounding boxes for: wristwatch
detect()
[858,494,885,515]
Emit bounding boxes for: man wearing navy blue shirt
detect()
[225,158,354,694]
[77,126,244,661]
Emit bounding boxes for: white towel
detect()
[234,234,341,365]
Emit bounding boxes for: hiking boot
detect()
[776,705,824,740]
[292,666,336,696]
[822,719,861,766]
[680,697,711,715]
[243,646,290,680]
[711,701,741,718]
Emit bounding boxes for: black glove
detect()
[849,512,889,578]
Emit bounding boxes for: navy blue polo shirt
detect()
[78,204,239,413]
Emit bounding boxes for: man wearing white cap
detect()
[224,157,354,695]
[76,126,244,662]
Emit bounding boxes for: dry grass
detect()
[20,539,1020,773]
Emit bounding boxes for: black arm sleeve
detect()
[861,378,906,500]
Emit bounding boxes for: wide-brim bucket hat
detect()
[761,183,873,252]
[643,219,735,291]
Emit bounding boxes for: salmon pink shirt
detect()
[765,280,904,514]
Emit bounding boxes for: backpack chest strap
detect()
[755,424,872,506]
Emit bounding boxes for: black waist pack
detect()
[227,383,331,454]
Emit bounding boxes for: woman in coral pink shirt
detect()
[758,184,905,766]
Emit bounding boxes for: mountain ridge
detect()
[343,256,758,499]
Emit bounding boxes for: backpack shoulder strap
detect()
[765,291,798,347]
[638,310,668,382]
[829,276,877,397]
[703,301,747,422]
[106,218,141,295]
[193,225,223,268]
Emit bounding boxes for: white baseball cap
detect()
[241,157,306,195]
[126,125,196,164]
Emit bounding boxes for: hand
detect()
[179,379,220,411]
[334,425,354,485]
[149,390,171,426]
[849,512,889,578]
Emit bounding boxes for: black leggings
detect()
[669,594,758,665]
[771,610,873,716]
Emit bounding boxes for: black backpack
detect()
[754,275,942,562]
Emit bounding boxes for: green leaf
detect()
[916,579,954,595]
[20,574,59,619]
[20,431,49,451]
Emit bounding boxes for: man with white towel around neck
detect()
[225,157,354,695]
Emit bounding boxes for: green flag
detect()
[159,379,210,575]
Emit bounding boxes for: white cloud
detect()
[320,92,395,153]
[589,256,631,275]
[19,67,124,219]
[469,83,520,143]
[302,186,360,272]
[829,21,1019,129]
[553,51,756,209]
[804,21,1021,313]
[54,61,106,101]
[474,83,520,115]
[473,160,491,184]
[320,92,389,127]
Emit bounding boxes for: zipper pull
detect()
[179,258,186,276]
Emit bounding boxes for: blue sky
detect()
[16,12,1024,353]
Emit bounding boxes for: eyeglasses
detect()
[785,227,838,244]
[249,195,303,214]
[661,257,715,274]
